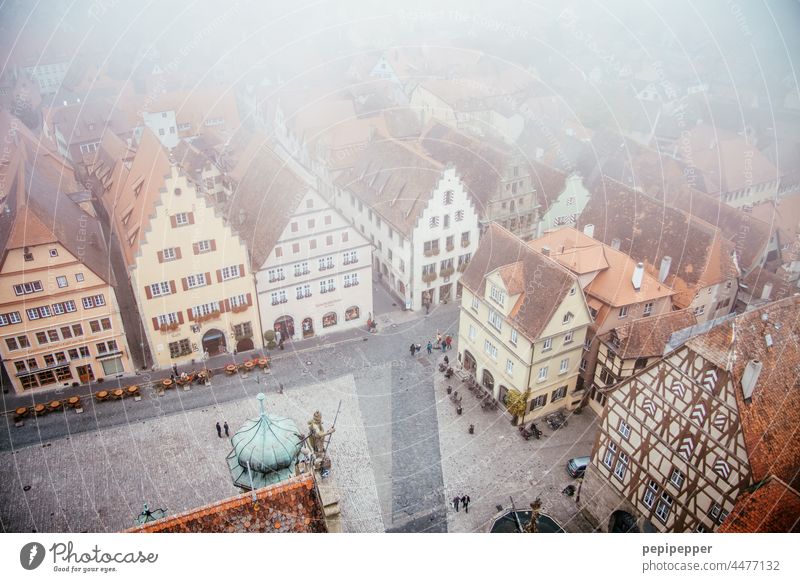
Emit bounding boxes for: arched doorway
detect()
[482,369,495,393]
[236,337,254,352]
[302,317,314,338]
[274,316,295,340]
[609,511,640,533]
[463,350,476,373]
[202,328,226,356]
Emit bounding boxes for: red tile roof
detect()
[602,309,697,360]
[719,477,800,533]
[688,296,800,489]
[127,474,327,533]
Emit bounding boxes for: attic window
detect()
[49,249,58,257]
[174,188,182,196]
[23,250,33,261]
[562,312,574,325]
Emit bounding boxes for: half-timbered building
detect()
[581,297,800,532]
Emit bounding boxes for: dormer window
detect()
[489,285,505,307]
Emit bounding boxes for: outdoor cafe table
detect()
[161,379,173,389]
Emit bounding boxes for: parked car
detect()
[566,456,590,478]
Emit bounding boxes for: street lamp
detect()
[133,503,166,526]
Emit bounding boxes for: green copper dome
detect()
[226,393,303,490]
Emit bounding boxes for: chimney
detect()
[541,246,550,257]
[632,262,644,291]
[611,238,621,250]
[761,282,773,301]
[658,256,672,283]
[583,224,595,238]
[741,359,762,401]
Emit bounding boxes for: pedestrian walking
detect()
[461,495,470,513]
[172,363,178,376]
[436,331,442,344]
[452,496,460,512]
[443,355,449,366]
[223,421,230,437]
[415,343,421,354]
[441,338,447,351]
[426,341,433,355]
[410,343,416,357]
[215,422,222,438]
[446,335,452,350]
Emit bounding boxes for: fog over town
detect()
[0,0,798,542]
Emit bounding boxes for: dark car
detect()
[566,456,590,478]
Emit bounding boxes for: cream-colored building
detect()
[105,129,259,368]
[0,114,132,393]
[581,298,800,532]
[224,132,373,342]
[457,224,592,421]
[529,226,676,415]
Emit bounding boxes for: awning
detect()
[96,351,124,362]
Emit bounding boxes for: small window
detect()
[56,276,68,288]
[562,312,573,325]
[559,358,569,374]
[510,329,518,346]
[618,420,631,439]
[49,249,58,257]
[619,306,629,318]
[670,468,685,489]
[542,338,552,351]
[537,366,548,382]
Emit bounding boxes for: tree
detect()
[263,330,276,349]
[505,388,530,426]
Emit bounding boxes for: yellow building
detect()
[105,129,259,368]
[0,113,132,393]
[457,224,592,422]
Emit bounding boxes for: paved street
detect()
[432,366,598,532]
[0,283,597,533]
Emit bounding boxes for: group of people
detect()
[410,331,453,356]
[452,494,471,513]
[215,421,230,438]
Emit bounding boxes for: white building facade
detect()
[255,189,373,342]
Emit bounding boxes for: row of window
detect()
[527,386,567,412]
[274,232,349,259]
[269,274,360,305]
[427,211,466,229]
[157,239,216,262]
[20,247,65,263]
[268,253,359,281]
[17,294,105,323]
[13,341,118,374]
[4,318,111,352]
[290,214,333,233]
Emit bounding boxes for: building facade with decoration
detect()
[581,297,800,532]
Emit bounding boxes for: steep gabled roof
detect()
[106,128,172,267]
[333,136,443,237]
[579,176,739,295]
[461,223,579,341]
[226,132,310,269]
[0,112,113,284]
[687,296,800,489]
[602,309,697,360]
